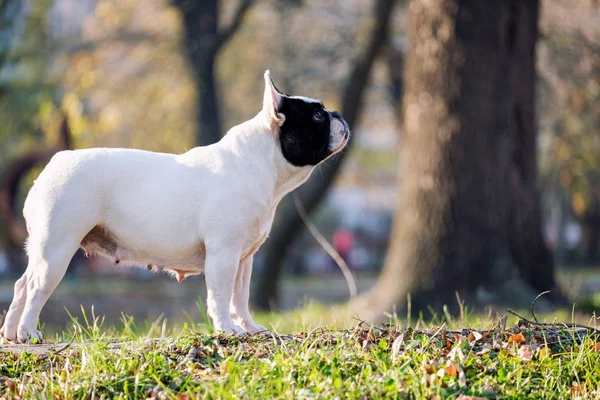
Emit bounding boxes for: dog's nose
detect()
[330,111,341,119]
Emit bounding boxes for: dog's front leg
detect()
[204,241,246,335]
[231,254,269,334]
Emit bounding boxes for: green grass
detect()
[1,304,600,399]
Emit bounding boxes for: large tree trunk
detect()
[356,0,563,319]
[252,0,399,311]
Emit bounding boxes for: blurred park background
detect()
[0,0,599,330]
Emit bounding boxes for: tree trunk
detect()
[174,0,255,146]
[252,0,399,311]
[356,0,563,319]
[177,0,222,146]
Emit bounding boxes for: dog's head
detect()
[263,70,350,167]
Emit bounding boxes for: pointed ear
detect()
[263,70,286,129]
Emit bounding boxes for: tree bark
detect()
[173,0,254,146]
[253,0,399,311]
[356,0,562,319]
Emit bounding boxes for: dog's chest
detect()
[241,205,277,259]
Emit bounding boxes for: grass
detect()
[1,303,600,399]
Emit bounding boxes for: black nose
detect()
[330,111,341,119]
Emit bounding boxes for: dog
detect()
[0,71,350,343]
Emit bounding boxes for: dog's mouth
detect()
[332,134,349,154]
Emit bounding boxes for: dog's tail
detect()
[0,115,72,246]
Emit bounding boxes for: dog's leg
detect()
[204,241,246,335]
[0,270,30,342]
[230,255,268,334]
[16,239,80,343]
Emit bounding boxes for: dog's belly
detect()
[80,225,206,276]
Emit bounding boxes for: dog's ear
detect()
[263,70,286,130]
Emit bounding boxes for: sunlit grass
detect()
[1,301,599,398]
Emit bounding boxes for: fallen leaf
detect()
[391,333,404,361]
[538,346,551,360]
[518,345,533,361]
[447,344,465,362]
[443,331,453,349]
[0,377,17,396]
[468,331,483,343]
[507,332,526,345]
[571,382,586,394]
[457,365,467,388]
[445,363,457,377]
[590,342,600,352]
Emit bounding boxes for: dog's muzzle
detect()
[329,111,350,153]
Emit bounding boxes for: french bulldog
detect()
[0,71,350,343]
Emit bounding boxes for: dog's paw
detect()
[0,324,17,343]
[214,322,246,336]
[241,322,270,335]
[16,327,43,344]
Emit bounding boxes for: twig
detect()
[506,309,600,333]
[530,290,551,323]
[292,192,357,298]
[38,328,78,361]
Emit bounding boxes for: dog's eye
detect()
[313,111,324,122]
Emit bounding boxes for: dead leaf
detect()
[391,333,404,361]
[445,363,457,377]
[0,376,17,396]
[590,342,600,352]
[507,332,526,345]
[517,345,533,361]
[457,396,487,400]
[443,331,453,349]
[448,344,466,362]
[468,331,483,343]
[571,382,586,394]
[457,365,467,388]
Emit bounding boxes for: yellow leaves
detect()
[538,346,551,360]
[572,192,587,215]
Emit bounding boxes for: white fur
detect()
[0,71,348,343]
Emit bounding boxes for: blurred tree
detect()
[172,0,255,145]
[355,0,564,318]
[0,0,58,271]
[253,0,399,310]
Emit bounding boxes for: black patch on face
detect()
[277,97,331,167]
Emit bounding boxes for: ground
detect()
[1,305,600,399]
[0,271,599,398]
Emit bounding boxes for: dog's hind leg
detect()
[15,238,81,343]
[1,271,30,342]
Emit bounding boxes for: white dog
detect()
[0,71,349,343]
